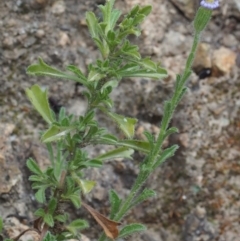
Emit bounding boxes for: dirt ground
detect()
[1,0,240,241]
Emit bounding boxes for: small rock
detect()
[193,43,212,73]
[212,47,236,75]
[141,229,163,241]
[179,133,189,148]
[2,36,15,49]
[169,0,196,19]
[51,0,66,15]
[4,217,39,241]
[58,31,70,46]
[35,29,45,38]
[31,0,48,10]
[182,206,216,241]
[6,19,17,28]
[23,36,37,48]
[222,34,238,48]
[162,30,187,55]
[92,185,106,201]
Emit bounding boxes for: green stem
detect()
[149,31,200,166]
[98,169,150,241]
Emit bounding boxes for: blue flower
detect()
[200,0,219,9]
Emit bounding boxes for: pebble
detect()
[2,36,15,49]
[6,19,17,28]
[23,36,37,48]
[58,31,71,46]
[212,47,236,75]
[35,29,45,38]
[169,0,196,19]
[193,43,212,72]
[162,30,188,55]
[182,206,216,241]
[222,34,238,48]
[51,0,66,15]
[31,0,48,10]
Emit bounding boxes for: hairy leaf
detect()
[41,125,75,143]
[43,213,54,227]
[66,219,89,235]
[119,223,146,238]
[106,112,137,138]
[109,190,122,219]
[27,58,86,84]
[26,84,54,124]
[27,158,43,176]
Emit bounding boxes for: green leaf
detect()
[120,41,141,60]
[34,208,46,218]
[96,147,134,161]
[143,131,155,147]
[87,68,105,82]
[43,232,57,241]
[139,6,152,17]
[119,223,147,238]
[82,110,95,125]
[161,101,172,129]
[41,125,75,143]
[35,187,47,203]
[46,142,55,166]
[26,84,54,124]
[0,217,3,233]
[106,112,137,138]
[174,74,181,90]
[164,127,178,139]
[28,175,43,182]
[128,5,139,17]
[86,12,100,39]
[98,134,118,144]
[43,213,54,227]
[132,14,145,26]
[54,214,68,223]
[68,193,81,208]
[66,219,89,235]
[100,80,118,93]
[93,37,109,58]
[99,0,118,32]
[84,126,99,141]
[153,145,179,170]
[108,9,121,31]
[182,70,192,83]
[140,57,157,71]
[118,140,151,154]
[109,190,122,219]
[26,158,43,176]
[130,189,156,208]
[175,87,187,107]
[102,98,114,108]
[80,159,103,168]
[118,67,168,79]
[66,65,86,80]
[107,30,116,42]
[54,159,65,184]
[78,179,96,194]
[27,58,87,85]
[48,198,57,215]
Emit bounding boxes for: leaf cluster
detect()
[11,0,214,240]
[23,0,178,240]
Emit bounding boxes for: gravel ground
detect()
[1,0,240,241]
